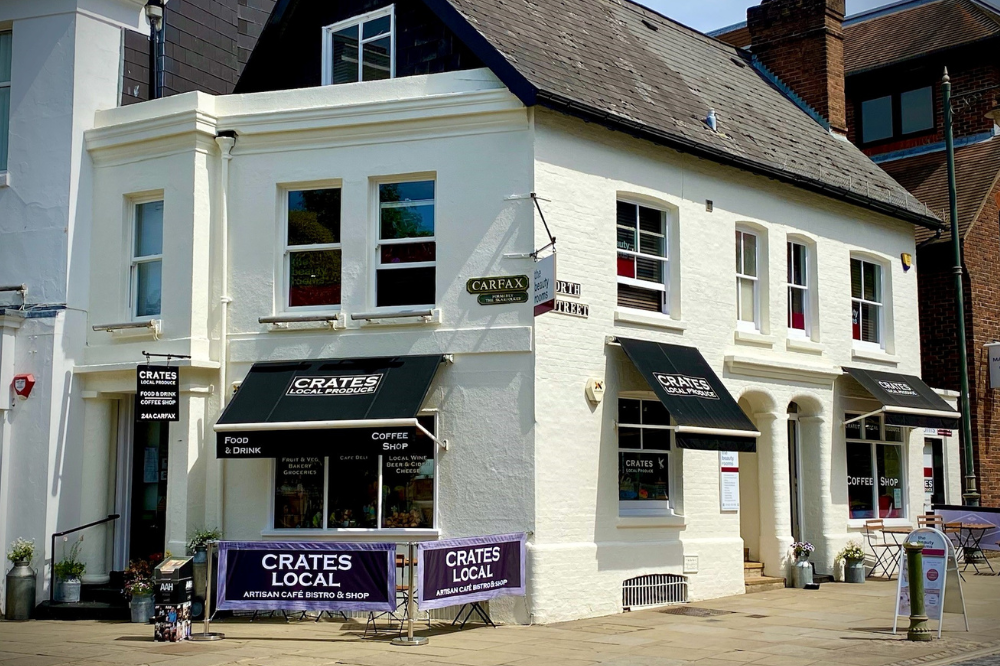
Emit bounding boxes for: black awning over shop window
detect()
[843,367,960,429]
[214,355,443,458]
[617,338,759,452]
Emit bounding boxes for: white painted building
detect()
[0,0,150,607]
[5,0,965,622]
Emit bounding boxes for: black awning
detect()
[843,367,960,429]
[617,338,758,452]
[215,355,443,458]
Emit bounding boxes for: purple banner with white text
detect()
[417,533,526,610]
[216,541,396,612]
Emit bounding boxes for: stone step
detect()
[745,576,786,594]
[35,600,130,621]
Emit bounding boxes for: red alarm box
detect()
[13,374,35,399]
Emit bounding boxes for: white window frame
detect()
[266,412,439,536]
[321,6,396,86]
[616,200,670,315]
[787,241,810,338]
[736,229,760,332]
[281,186,343,313]
[851,257,884,351]
[845,412,908,523]
[617,396,674,517]
[0,30,10,173]
[372,176,437,311]
[129,196,164,321]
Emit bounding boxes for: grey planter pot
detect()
[54,576,81,603]
[130,594,155,623]
[792,556,813,589]
[5,561,36,620]
[844,559,866,584]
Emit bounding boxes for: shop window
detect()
[860,86,934,145]
[284,188,342,309]
[0,31,10,171]
[787,241,809,336]
[851,258,883,347]
[618,398,671,516]
[736,229,760,331]
[131,200,163,318]
[376,180,436,308]
[845,413,906,520]
[272,416,435,531]
[616,201,669,313]
[322,6,394,86]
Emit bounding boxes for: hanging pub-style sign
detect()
[136,365,180,422]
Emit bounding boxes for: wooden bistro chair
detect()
[918,514,944,530]
[865,519,901,579]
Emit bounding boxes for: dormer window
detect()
[322,7,395,86]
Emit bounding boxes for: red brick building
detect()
[716,0,1000,505]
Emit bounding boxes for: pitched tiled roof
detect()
[434,0,938,227]
[879,136,1000,242]
[844,0,1000,74]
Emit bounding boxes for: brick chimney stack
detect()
[747,0,848,135]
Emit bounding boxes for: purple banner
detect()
[934,505,1000,551]
[417,533,526,610]
[217,542,396,612]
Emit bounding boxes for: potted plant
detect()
[126,578,155,623]
[53,538,85,603]
[838,540,867,584]
[187,528,222,563]
[5,538,36,620]
[790,541,815,589]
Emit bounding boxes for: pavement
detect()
[3,575,1000,666]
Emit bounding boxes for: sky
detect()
[637,0,896,33]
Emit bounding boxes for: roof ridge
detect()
[610,0,754,55]
[845,0,945,26]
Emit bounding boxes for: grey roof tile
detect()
[441,0,939,227]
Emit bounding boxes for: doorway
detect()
[787,403,803,543]
[923,438,946,511]
[114,400,169,569]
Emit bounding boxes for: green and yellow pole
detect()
[904,542,932,642]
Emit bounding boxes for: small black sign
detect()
[136,365,179,422]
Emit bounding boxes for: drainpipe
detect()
[144,1,168,99]
[214,131,237,531]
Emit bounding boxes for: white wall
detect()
[0,0,145,604]
[529,109,930,620]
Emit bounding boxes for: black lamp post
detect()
[942,68,980,506]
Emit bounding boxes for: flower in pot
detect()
[187,528,222,563]
[126,578,155,624]
[6,538,37,620]
[838,540,867,584]
[792,541,815,561]
[7,537,35,567]
[53,538,86,604]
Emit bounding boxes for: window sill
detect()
[261,528,441,540]
[356,308,443,327]
[734,329,775,348]
[262,312,345,331]
[851,347,899,365]
[617,514,687,529]
[847,519,911,530]
[614,308,686,332]
[786,337,823,355]
[92,319,162,340]
[0,171,9,188]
